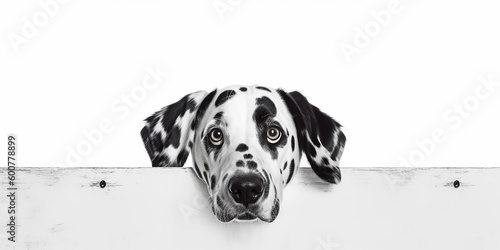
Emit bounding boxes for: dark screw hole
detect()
[100,180,106,188]
[453,180,460,188]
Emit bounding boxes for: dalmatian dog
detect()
[140,86,346,223]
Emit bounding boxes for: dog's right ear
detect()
[277,90,346,184]
[140,90,216,167]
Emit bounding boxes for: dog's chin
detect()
[212,199,280,223]
[235,212,258,222]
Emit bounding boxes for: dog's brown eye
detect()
[267,127,281,143]
[210,129,224,145]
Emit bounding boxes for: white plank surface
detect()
[1,167,499,250]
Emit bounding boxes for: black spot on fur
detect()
[309,161,340,184]
[247,161,257,169]
[191,90,216,130]
[256,86,271,92]
[283,162,288,170]
[262,169,271,200]
[291,136,295,152]
[152,154,170,167]
[210,175,216,190]
[164,125,181,149]
[214,112,224,120]
[277,90,345,170]
[270,199,280,222]
[176,149,189,166]
[243,154,253,159]
[201,100,225,161]
[186,98,197,113]
[158,94,192,132]
[144,115,160,128]
[140,126,154,159]
[235,144,248,152]
[204,163,210,171]
[151,133,163,152]
[286,159,295,184]
[331,131,346,161]
[253,96,277,124]
[314,106,341,151]
[236,160,244,167]
[215,90,236,107]
[142,94,199,166]
[253,96,286,160]
[141,90,220,168]
[194,163,202,179]
[277,90,306,152]
[322,157,329,165]
[213,149,222,162]
[312,136,321,148]
[203,171,209,184]
[240,87,247,92]
[223,173,228,183]
[309,143,317,158]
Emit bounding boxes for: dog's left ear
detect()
[140,90,215,167]
[278,90,346,184]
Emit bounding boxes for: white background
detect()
[1,0,499,168]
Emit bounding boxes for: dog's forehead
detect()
[207,86,290,123]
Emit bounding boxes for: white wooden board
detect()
[1,167,499,250]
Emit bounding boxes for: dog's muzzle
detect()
[228,173,264,209]
[215,172,273,222]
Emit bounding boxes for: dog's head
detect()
[141,86,345,222]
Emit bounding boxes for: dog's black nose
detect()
[228,174,264,207]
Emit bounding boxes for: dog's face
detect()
[141,86,345,223]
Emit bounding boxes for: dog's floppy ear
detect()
[141,90,215,167]
[278,90,346,184]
